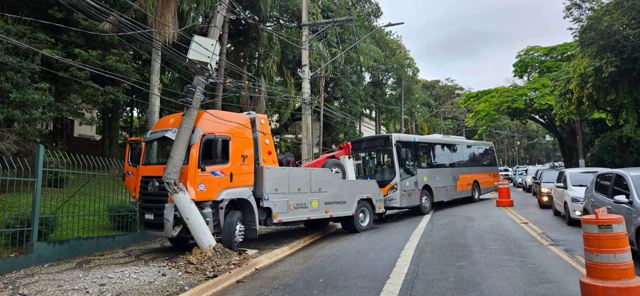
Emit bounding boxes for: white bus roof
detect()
[352,133,494,146]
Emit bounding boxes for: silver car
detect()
[583,168,640,256]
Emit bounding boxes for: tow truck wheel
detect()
[222,210,245,251]
[341,201,373,233]
[304,219,330,230]
[322,159,346,179]
[416,189,434,215]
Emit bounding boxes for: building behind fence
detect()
[0,145,149,273]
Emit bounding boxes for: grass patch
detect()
[1,173,138,254]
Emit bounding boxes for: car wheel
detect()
[468,182,481,203]
[564,203,577,226]
[222,210,245,251]
[552,201,561,216]
[342,201,374,233]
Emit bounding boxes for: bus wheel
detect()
[342,201,373,233]
[468,182,481,203]
[222,210,245,251]
[415,189,433,215]
[322,159,346,179]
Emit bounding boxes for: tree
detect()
[463,43,583,167]
[568,0,640,164]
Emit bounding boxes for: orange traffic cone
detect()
[496,178,513,207]
[579,207,640,296]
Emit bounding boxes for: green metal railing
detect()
[0,145,139,257]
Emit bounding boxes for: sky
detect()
[377,0,574,90]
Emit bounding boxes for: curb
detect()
[181,226,335,296]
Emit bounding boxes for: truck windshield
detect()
[352,147,396,187]
[143,137,189,165]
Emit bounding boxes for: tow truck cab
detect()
[135,110,277,242]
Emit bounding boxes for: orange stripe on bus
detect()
[456,172,499,191]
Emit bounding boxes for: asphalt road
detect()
[221,188,638,296]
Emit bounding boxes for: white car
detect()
[551,168,607,225]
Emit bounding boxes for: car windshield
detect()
[569,171,599,187]
[499,167,510,172]
[526,169,538,176]
[516,171,525,176]
[541,171,559,183]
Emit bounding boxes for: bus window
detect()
[431,144,451,168]
[353,146,396,187]
[417,143,433,168]
[396,142,417,180]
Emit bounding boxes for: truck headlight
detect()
[541,188,551,193]
[571,196,584,204]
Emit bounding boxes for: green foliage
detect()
[1,213,58,246]
[570,0,640,137]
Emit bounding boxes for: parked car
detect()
[534,169,559,208]
[531,169,545,196]
[583,168,640,256]
[514,169,526,188]
[552,168,606,225]
[499,167,514,182]
[523,167,540,192]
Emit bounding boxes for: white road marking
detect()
[380,212,433,296]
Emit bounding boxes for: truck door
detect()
[123,137,142,199]
[195,134,254,200]
[396,141,420,207]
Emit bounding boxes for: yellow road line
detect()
[506,207,545,234]
[500,207,586,274]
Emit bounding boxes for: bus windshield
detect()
[352,147,396,187]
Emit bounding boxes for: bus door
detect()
[395,141,420,207]
[424,143,453,201]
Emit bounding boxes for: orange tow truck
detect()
[124,110,385,250]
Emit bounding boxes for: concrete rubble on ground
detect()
[0,225,313,296]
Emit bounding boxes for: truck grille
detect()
[139,176,168,231]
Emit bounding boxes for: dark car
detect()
[531,169,545,196]
[534,170,559,208]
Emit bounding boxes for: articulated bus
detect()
[350,134,499,214]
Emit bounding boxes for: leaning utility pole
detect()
[162,0,229,249]
[300,0,313,161]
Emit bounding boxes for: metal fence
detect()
[0,145,139,259]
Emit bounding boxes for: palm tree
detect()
[146,0,178,129]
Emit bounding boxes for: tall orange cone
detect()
[579,207,640,296]
[496,178,513,207]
